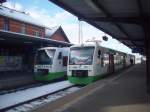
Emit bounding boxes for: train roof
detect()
[70,43,96,48]
[38,47,69,50]
[70,43,128,55]
[38,47,58,50]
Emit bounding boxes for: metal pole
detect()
[78,20,81,44]
[78,18,83,44]
[144,24,150,93]
[146,32,150,93]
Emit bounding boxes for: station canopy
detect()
[0,30,72,47]
[49,0,149,54]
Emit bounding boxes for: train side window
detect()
[98,50,101,58]
[58,52,62,59]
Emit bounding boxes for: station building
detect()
[0,5,71,74]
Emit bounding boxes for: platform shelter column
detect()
[144,25,150,93]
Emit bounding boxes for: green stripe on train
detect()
[68,74,105,85]
[35,72,65,81]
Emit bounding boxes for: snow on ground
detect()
[6,87,80,112]
[0,81,73,109]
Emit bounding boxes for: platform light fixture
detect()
[102,35,108,41]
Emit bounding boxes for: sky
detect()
[3,0,133,54]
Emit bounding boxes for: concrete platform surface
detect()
[0,71,33,80]
[33,63,150,112]
[0,72,35,89]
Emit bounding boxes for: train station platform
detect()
[0,72,36,89]
[33,63,150,112]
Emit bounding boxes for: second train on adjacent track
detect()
[34,47,69,81]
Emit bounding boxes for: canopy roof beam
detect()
[85,17,150,24]
[92,0,137,47]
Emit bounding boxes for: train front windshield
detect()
[69,47,95,65]
[35,49,55,65]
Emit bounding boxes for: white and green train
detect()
[34,47,69,81]
[67,43,134,85]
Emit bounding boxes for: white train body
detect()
[67,43,132,84]
[34,47,69,81]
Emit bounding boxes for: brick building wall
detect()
[0,15,45,37]
[0,16,4,29]
[9,19,21,33]
[51,33,66,42]
[26,24,45,37]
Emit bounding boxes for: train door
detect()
[95,49,101,75]
[114,53,124,70]
[62,48,69,72]
[101,52,109,74]
[109,53,114,73]
[55,49,63,72]
[123,54,126,68]
[63,56,68,66]
[62,56,68,76]
[95,48,109,75]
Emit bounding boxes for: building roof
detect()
[0,5,70,44]
[45,26,60,38]
[49,0,147,54]
[0,5,45,27]
[46,26,70,43]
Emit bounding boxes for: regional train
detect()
[34,47,69,81]
[67,42,135,85]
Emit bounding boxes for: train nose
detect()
[72,70,88,77]
[36,69,49,76]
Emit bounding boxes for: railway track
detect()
[6,86,80,112]
[0,83,45,95]
[0,81,81,112]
